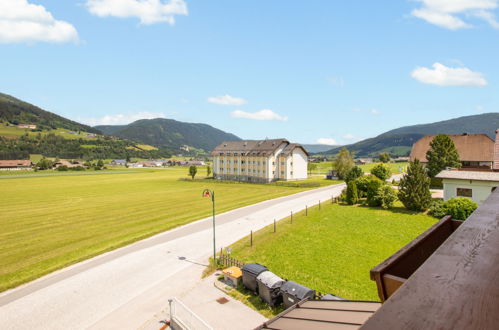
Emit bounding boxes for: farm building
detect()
[0,160,33,171]
[111,159,127,166]
[436,170,499,205]
[410,131,499,169]
[211,139,308,183]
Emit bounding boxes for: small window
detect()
[457,188,472,198]
[291,171,293,175]
[272,162,275,165]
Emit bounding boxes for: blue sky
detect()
[1,1,498,145]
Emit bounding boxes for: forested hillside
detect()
[0,93,101,134]
[96,118,240,152]
[324,113,499,157]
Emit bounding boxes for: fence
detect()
[170,297,214,330]
[218,254,244,268]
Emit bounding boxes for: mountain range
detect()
[323,113,499,157]
[96,119,240,153]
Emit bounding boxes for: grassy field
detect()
[229,202,436,302]
[312,162,408,175]
[0,169,338,292]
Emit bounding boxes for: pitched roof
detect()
[0,160,32,167]
[410,134,495,162]
[281,143,310,156]
[436,170,499,181]
[256,299,381,330]
[211,139,289,155]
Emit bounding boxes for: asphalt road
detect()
[0,182,346,330]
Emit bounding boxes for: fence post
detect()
[274,219,276,233]
[250,230,253,247]
[319,200,321,210]
[306,205,308,216]
[290,211,293,223]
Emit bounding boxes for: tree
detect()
[426,134,461,177]
[345,166,363,183]
[308,163,318,175]
[371,163,391,181]
[398,159,432,211]
[36,158,53,170]
[332,147,354,180]
[346,180,359,205]
[96,159,104,169]
[189,165,197,179]
[379,153,391,163]
[206,165,212,177]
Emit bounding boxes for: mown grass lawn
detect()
[229,202,436,301]
[0,169,338,292]
[311,161,408,175]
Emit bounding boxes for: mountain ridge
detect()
[323,113,499,157]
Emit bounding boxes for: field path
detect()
[0,182,345,330]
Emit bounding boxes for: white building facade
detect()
[211,139,309,183]
[436,170,499,205]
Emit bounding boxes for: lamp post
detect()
[202,189,216,264]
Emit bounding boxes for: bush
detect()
[346,181,359,205]
[56,165,68,171]
[443,198,478,220]
[371,164,391,181]
[428,200,446,218]
[345,166,364,183]
[354,176,368,197]
[376,185,397,209]
[366,177,383,207]
[72,166,85,171]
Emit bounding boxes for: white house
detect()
[211,139,309,183]
[436,170,499,205]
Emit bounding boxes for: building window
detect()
[290,162,293,166]
[272,162,275,165]
[241,160,245,164]
[272,171,275,175]
[281,162,284,166]
[280,171,284,175]
[457,188,472,198]
[290,171,293,175]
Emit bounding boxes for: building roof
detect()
[280,143,310,157]
[410,134,495,162]
[211,139,290,155]
[436,169,499,181]
[0,160,32,167]
[256,299,381,330]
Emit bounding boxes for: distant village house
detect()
[410,133,498,169]
[211,139,309,183]
[0,160,33,171]
[436,170,499,205]
[17,124,37,129]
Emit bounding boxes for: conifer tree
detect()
[346,180,359,205]
[426,134,461,177]
[398,159,432,211]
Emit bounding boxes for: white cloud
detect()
[352,108,380,115]
[207,94,247,106]
[475,105,485,111]
[0,0,78,43]
[326,76,345,87]
[230,109,288,122]
[86,0,188,25]
[316,138,338,145]
[370,109,380,115]
[411,62,487,86]
[411,0,499,30]
[80,111,167,126]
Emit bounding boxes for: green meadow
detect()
[229,202,436,302]
[0,169,335,292]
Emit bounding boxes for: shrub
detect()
[428,200,446,218]
[366,177,383,207]
[376,185,397,209]
[371,164,391,181]
[354,176,371,198]
[443,198,478,220]
[345,166,364,183]
[346,181,359,205]
[56,165,68,171]
[72,166,85,171]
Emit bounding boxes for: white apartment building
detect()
[211,139,309,183]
